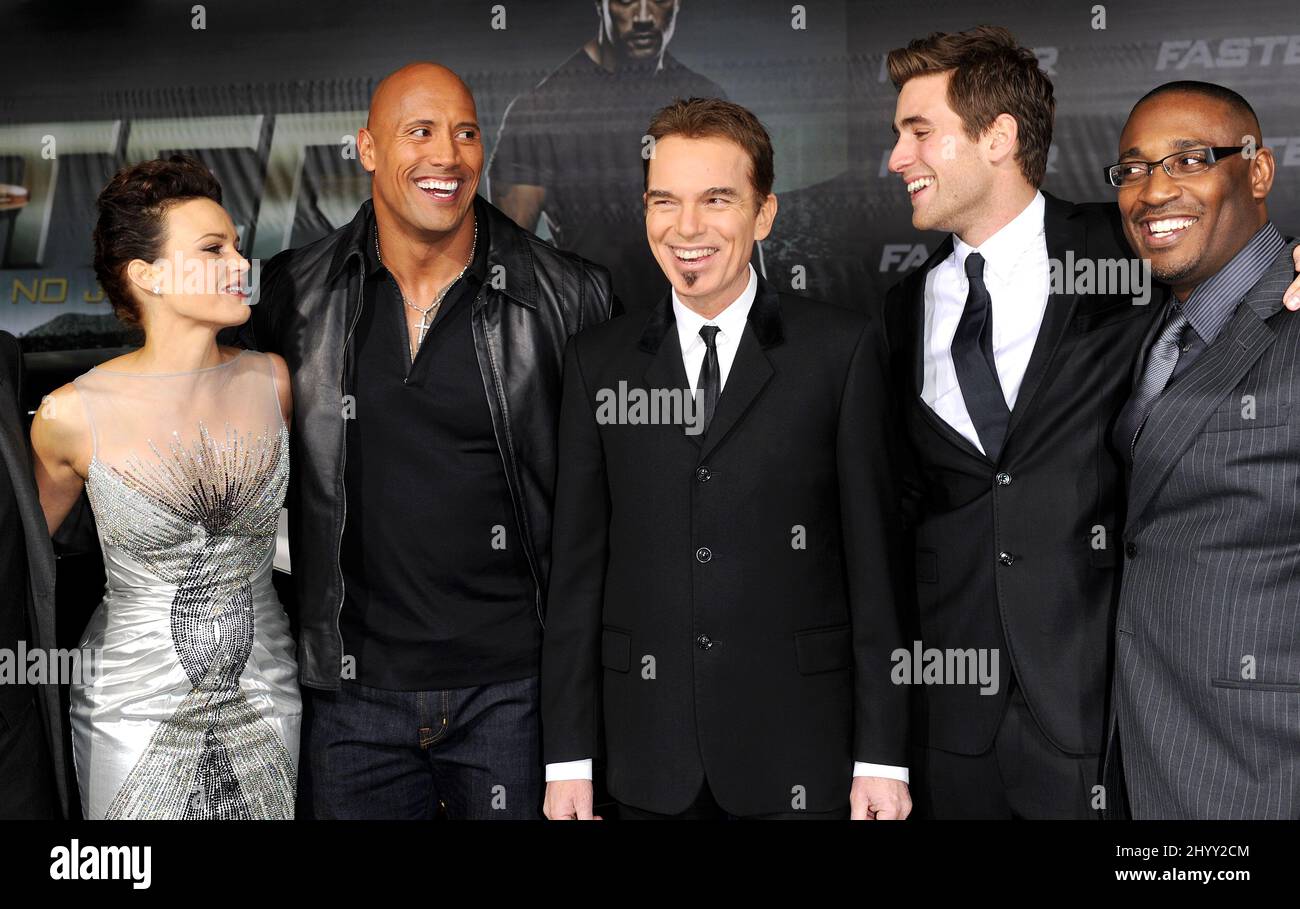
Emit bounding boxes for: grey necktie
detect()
[1116,305,1191,454]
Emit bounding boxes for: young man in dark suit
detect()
[0,330,67,818]
[541,98,911,820]
[883,26,1165,821]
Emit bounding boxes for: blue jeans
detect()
[306,675,542,819]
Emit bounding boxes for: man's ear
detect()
[1249,144,1275,202]
[985,112,1020,169]
[754,193,778,243]
[357,127,376,174]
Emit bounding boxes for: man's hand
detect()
[543,780,602,820]
[1283,246,1300,310]
[850,776,912,820]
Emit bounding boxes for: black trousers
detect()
[913,678,1101,820]
[0,694,59,819]
[618,777,851,820]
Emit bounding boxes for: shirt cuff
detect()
[853,762,910,784]
[545,759,593,782]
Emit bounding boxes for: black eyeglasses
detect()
[1104,146,1246,188]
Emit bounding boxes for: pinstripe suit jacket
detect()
[1112,240,1300,818]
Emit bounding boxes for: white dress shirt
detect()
[546,264,908,786]
[672,264,758,390]
[921,191,1050,454]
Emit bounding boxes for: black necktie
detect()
[951,252,1010,460]
[1114,304,1191,456]
[697,325,721,435]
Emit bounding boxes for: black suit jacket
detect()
[879,193,1159,759]
[0,330,68,817]
[541,277,907,816]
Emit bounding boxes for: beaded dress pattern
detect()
[70,350,300,819]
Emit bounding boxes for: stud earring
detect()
[152,283,161,295]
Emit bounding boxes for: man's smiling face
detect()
[359,64,483,239]
[888,71,992,237]
[643,134,775,315]
[1116,91,1271,297]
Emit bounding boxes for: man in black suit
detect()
[0,330,68,818]
[879,27,1162,820]
[541,98,910,820]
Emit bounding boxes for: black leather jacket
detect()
[237,196,616,690]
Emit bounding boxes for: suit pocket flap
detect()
[1203,402,1288,432]
[601,627,631,673]
[794,625,853,675]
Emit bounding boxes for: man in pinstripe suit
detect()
[1108,81,1300,818]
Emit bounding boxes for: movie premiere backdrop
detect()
[3,0,1299,351]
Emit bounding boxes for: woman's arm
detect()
[265,350,293,426]
[29,383,90,536]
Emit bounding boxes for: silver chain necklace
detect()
[375,220,478,360]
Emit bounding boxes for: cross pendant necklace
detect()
[375,220,478,361]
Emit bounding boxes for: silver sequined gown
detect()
[70,350,300,819]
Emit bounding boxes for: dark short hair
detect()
[643,97,775,213]
[1131,80,1262,137]
[887,25,1055,188]
[92,154,223,327]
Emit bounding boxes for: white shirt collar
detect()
[672,264,758,352]
[953,190,1045,284]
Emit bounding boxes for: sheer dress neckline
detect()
[90,348,246,377]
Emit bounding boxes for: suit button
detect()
[696,634,714,651]
[1125,541,1138,558]
[998,551,1014,566]
[696,547,712,563]
[995,472,1012,487]
[696,466,712,483]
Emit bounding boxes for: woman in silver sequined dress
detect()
[30,155,300,819]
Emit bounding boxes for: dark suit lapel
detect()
[905,236,989,462]
[639,292,703,450]
[697,278,781,461]
[639,292,692,389]
[1127,244,1298,528]
[1002,194,1086,443]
